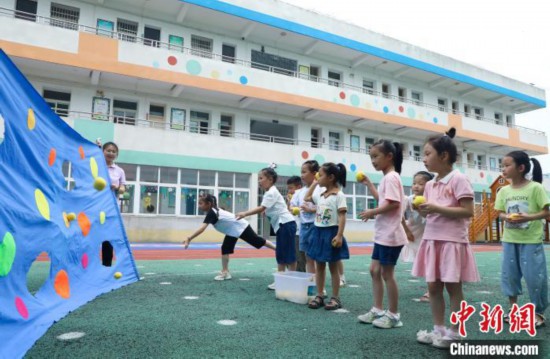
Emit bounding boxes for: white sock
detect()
[371,306,384,314]
[387,311,400,320]
[341,275,346,281]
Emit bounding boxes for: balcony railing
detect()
[0,6,545,137]
[65,110,502,172]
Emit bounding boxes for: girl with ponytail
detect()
[495,150,549,328]
[304,162,350,310]
[357,139,407,329]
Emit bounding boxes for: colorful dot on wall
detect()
[167,56,178,66]
[35,189,50,221]
[186,60,202,75]
[48,148,56,167]
[54,270,70,299]
[78,212,91,237]
[15,297,29,319]
[0,232,16,277]
[480,172,485,178]
[301,151,309,159]
[339,92,346,100]
[314,154,326,164]
[350,94,360,107]
[398,106,404,113]
[27,108,35,130]
[407,107,416,119]
[433,117,438,124]
[81,253,89,269]
[211,70,220,79]
[383,106,389,114]
[239,76,248,85]
[350,164,357,172]
[152,60,160,68]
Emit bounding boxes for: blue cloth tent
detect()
[0,50,138,358]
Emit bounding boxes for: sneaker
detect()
[372,313,403,329]
[267,282,276,290]
[357,308,385,324]
[432,330,460,349]
[214,272,232,281]
[417,330,442,345]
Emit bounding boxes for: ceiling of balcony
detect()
[76,0,543,114]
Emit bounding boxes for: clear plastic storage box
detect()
[273,271,317,304]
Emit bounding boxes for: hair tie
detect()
[269,162,277,169]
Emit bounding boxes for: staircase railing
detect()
[469,192,499,243]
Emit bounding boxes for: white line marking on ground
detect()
[184,296,199,300]
[333,309,349,313]
[159,282,172,285]
[217,320,237,326]
[57,332,86,340]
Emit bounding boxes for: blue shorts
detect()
[299,222,315,253]
[275,221,297,265]
[372,243,404,266]
[306,226,349,263]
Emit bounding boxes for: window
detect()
[477,155,486,170]
[43,89,70,116]
[97,19,114,37]
[149,104,165,123]
[363,79,375,94]
[506,115,513,126]
[117,19,138,42]
[365,137,375,152]
[191,35,213,58]
[398,87,407,102]
[329,132,340,151]
[222,44,236,63]
[251,50,297,76]
[168,35,184,52]
[464,104,471,117]
[113,99,137,125]
[452,101,459,114]
[412,145,422,161]
[311,128,320,148]
[144,26,161,47]
[473,107,483,120]
[489,157,498,171]
[50,3,79,30]
[328,71,341,87]
[350,135,360,152]
[382,83,391,99]
[190,111,209,134]
[411,91,422,105]
[220,114,233,137]
[437,98,448,111]
[494,112,502,125]
[170,108,185,130]
[343,182,374,220]
[309,66,320,82]
[15,0,37,21]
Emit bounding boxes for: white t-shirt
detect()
[290,186,324,224]
[261,186,295,233]
[203,208,248,238]
[312,190,347,227]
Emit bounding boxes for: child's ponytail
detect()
[531,158,543,183]
[393,142,403,174]
[336,163,347,188]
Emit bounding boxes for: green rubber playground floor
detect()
[26,250,549,358]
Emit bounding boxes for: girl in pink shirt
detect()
[357,140,407,329]
[413,128,479,349]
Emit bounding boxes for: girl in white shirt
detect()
[183,194,275,281]
[237,167,297,287]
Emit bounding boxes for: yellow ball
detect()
[508,213,520,219]
[315,173,320,180]
[114,272,122,279]
[412,196,426,207]
[356,171,365,182]
[93,177,107,191]
[67,212,76,221]
[292,207,300,216]
[331,238,338,247]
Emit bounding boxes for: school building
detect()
[0,0,547,242]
